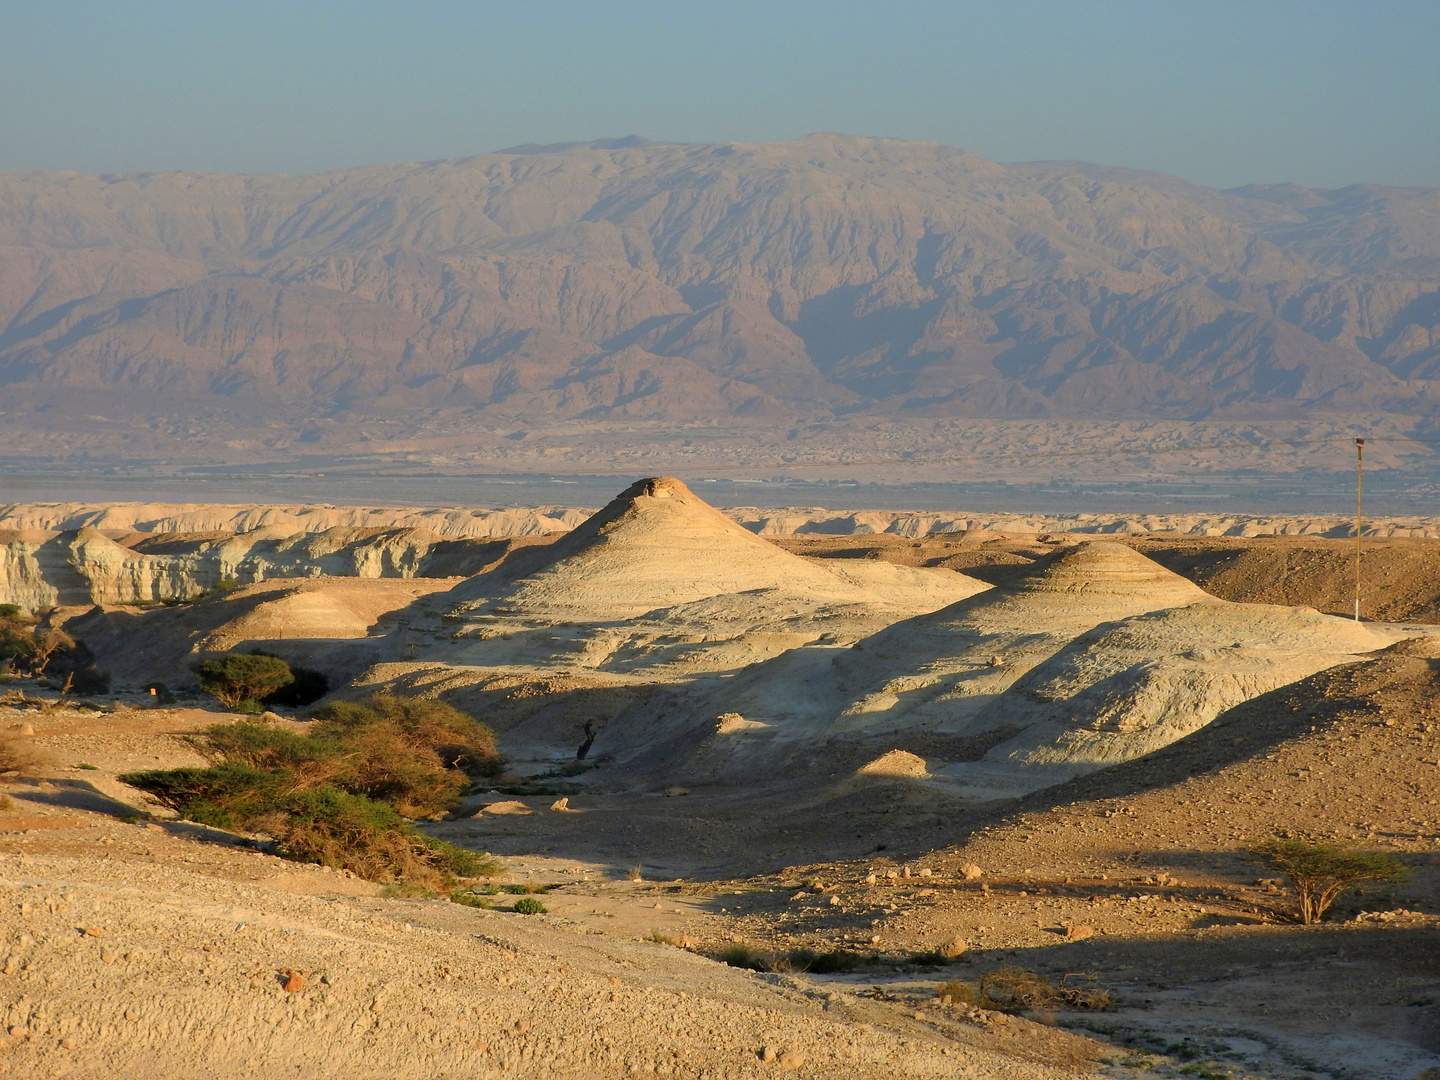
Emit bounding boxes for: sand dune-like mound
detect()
[67,578,458,688]
[414,478,987,674]
[664,542,1211,776]
[670,543,1411,795]
[452,477,980,620]
[820,542,1210,731]
[941,600,1405,798]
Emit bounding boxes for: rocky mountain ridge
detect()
[2,134,1439,470]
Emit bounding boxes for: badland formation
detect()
[3,478,1439,1078]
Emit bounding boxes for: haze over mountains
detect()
[2,133,1438,476]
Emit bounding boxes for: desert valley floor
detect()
[1,479,1438,1080]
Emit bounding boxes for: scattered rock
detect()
[828,894,841,906]
[960,863,983,881]
[280,970,305,992]
[549,797,573,811]
[1063,925,1096,942]
[715,713,768,734]
[864,873,877,885]
[664,787,690,797]
[759,1046,777,1063]
[855,749,930,778]
[777,1050,805,1069]
[478,800,533,816]
[939,936,967,959]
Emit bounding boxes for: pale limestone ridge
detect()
[0,502,589,537]
[8,501,1439,540]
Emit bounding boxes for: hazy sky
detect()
[3,0,1437,189]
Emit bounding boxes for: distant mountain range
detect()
[1,134,1438,473]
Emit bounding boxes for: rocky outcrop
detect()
[0,526,548,610]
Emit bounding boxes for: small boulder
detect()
[960,863,983,881]
[939,936,967,959]
[1063,924,1096,942]
[777,1051,805,1069]
[478,800,533,816]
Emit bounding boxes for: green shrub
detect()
[1254,838,1409,924]
[195,721,353,786]
[512,897,546,915]
[311,694,502,774]
[119,761,289,827]
[276,787,482,883]
[247,651,329,707]
[309,694,503,816]
[0,612,89,679]
[194,654,295,709]
[122,694,506,885]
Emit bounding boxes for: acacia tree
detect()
[1256,839,1409,924]
[193,654,295,709]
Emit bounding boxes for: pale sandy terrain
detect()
[2,479,1438,1080]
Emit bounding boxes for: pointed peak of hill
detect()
[1008,541,1208,606]
[457,476,985,621]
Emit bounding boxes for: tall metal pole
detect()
[1354,437,1364,621]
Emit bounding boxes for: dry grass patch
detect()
[938,968,1111,1013]
[0,730,54,775]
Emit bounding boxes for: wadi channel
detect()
[2,479,1438,1080]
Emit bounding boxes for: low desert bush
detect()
[0,610,95,682]
[275,787,491,883]
[121,693,505,885]
[1253,838,1409,924]
[938,969,1111,1013]
[0,731,56,775]
[715,943,870,974]
[511,896,547,915]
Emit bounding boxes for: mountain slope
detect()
[2,134,1439,438]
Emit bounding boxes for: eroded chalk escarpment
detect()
[0,526,550,610]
